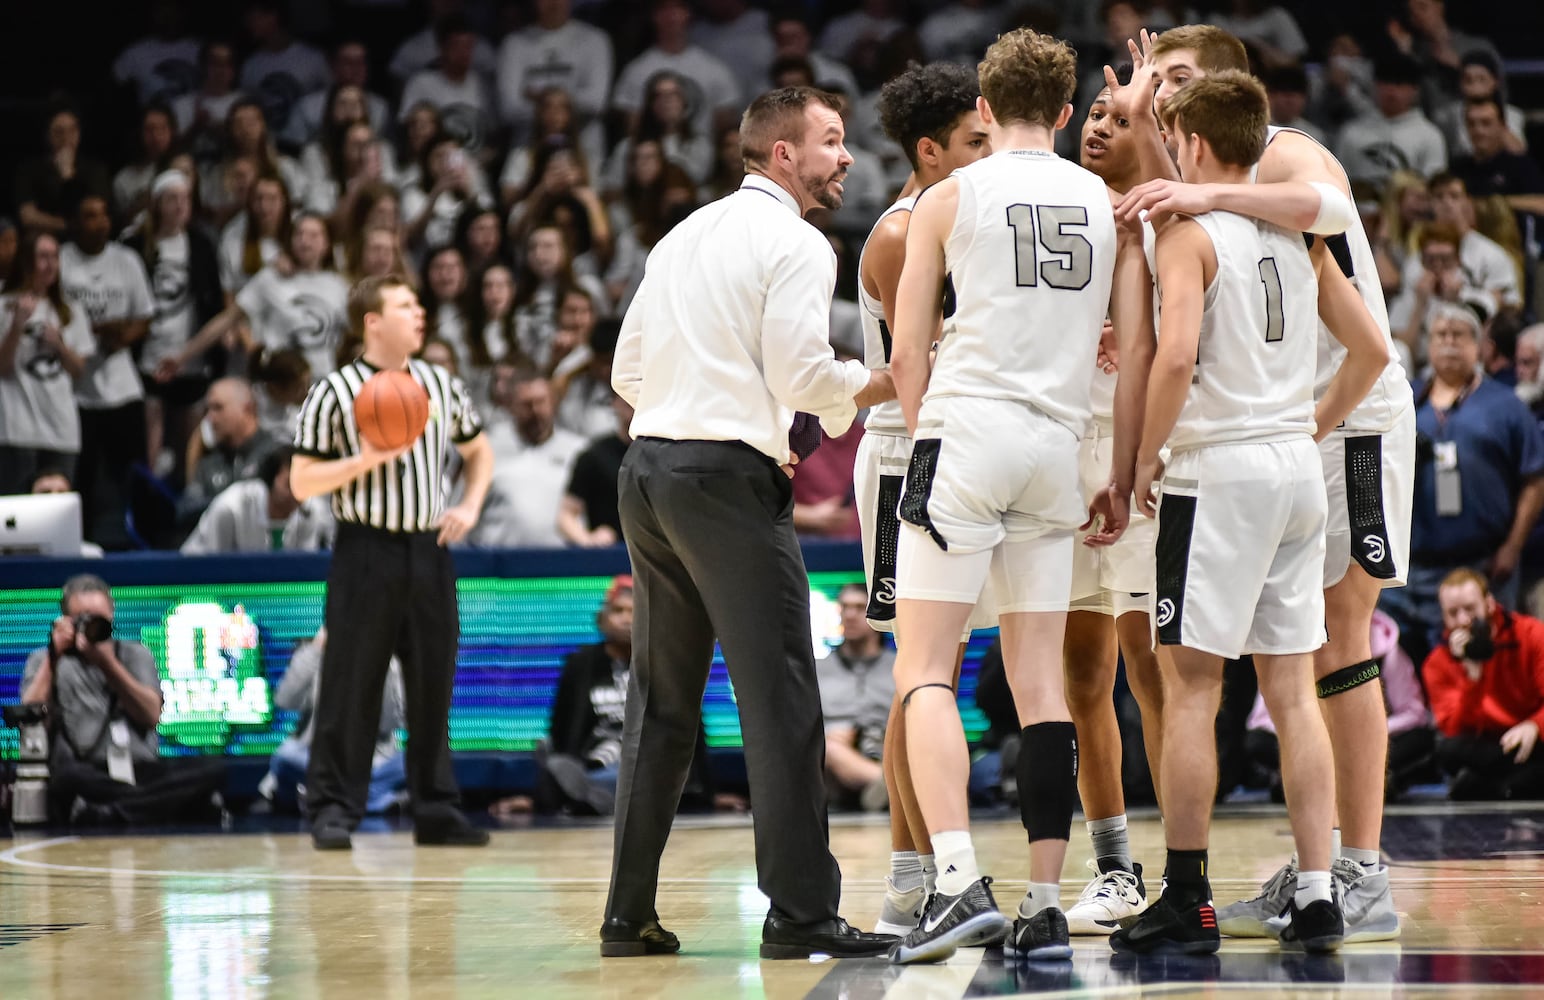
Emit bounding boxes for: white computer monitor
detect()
[0,492,85,556]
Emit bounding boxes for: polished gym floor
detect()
[2,803,1542,998]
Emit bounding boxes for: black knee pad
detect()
[1316,658,1380,699]
[1017,721,1079,842]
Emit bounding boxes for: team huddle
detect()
[856,25,1415,962]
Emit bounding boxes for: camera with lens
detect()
[73,612,113,644]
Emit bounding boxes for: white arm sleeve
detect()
[1307,181,1357,236]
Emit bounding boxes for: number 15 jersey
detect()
[1166,211,1318,453]
[926,149,1117,440]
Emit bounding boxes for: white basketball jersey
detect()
[926,149,1117,440]
[1261,126,1412,432]
[1167,211,1317,452]
[1091,216,1160,432]
[858,196,916,437]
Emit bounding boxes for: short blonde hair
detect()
[1159,70,1268,168]
[977,28,1078,129]
[1148,24,1250,74]
[1440,567,1490,599]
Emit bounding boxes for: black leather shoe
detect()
[311,816,352,851]
[414,820,491,846]
[761,911,898,959]
[599,917,681,957]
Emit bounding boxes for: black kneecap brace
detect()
[1316,658,1380,699]
[901,683,954,709]
[1017,721,1079,842]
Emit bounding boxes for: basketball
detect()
[353,369,429,450]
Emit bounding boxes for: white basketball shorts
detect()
[1319,406,1414,590]
[1070,423,1157,617]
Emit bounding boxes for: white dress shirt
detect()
[613,174,868,466]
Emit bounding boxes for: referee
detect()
[290,273,494,850]
[600,87,894,960]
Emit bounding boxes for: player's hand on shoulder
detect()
[1117,180,1215,228]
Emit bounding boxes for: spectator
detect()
[918,0,1004,65]
[768,11,860,99]
[1335,53,1446,189]
[202,100,309,230]
[689,0,772,100]
[1391,223,1490,361]
[217,171,291,297]
[0,232,94,494]
[1389,0,1504,111]
[299,95,395,217]
[112,105,178,223]
[1483,310,1524,387]
[1246,609,1435,802]
[611,0,741,142]
[400,14,497,158]
[1516,324,1544,414]
[403,131,492,258]
[1262,63,1326,146]
[1381,302,1544,668]
[394,102,444,193]
[495,0,614,148]
[124,170,224,482]
[1308,32,1377,131]
[388,0,497,85]
[792,424,863,540]
[507,141,611,276]
[603,141,695,311]
[463,262,529,401]
[175,211,348,380]
[455,203,508,276]
[816,583,896,810]
[603,70,715,192]
[1383,170,1433,272]
[703,122,744,201]
[181,445,333,553]
[347,223,412,284]
[261,627,406,815]
[177,376,280,525]
[552,298,616,438]
[0,217,17,283]
[474,372,585,547]
[14,106,111,238]
[419,335,461,375]
[511,224,608,368]
[818,0,907,65]
[19,574,225,826]
[291,40,392,149]
[61,195,155,548]
[421,244,473,361]
[1436,52,1528,158]
[170,41,246,164]
[27,468,106,558]
[1423,172,1524,314]
[339,183,405,280]
[1424,569,1544,800]
[1210,0,1307,69]
[112,0,200,108]
[249,347,313,444]
[238,0,330,147]
[498,89,606,211]
[1450,98,1544,251]
[557,391,631,547]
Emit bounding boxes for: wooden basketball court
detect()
[2,803,1542,998]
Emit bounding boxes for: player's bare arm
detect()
[1104,30,1176,186]
[891,178,957,436]
[1133,218,1213,518]
[855,207,910,409]
[1307,239,1390,442]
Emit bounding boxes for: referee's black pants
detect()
[307,523,462,827]
[606,438,841,925]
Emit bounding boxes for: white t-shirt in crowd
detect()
[236,267,350,379]
[691,8,773,104]
[389,28,497,83]
[60,243,155,409]
[286,89,392,148]
[239,42,332,139]
[140,233,198,375]
[219,218,283,294]
[611,45,741,139]
[113,36,201,106]
[475,424,586,547]
[400,70,496,153]
[496,19,614,127]
[1212,7,1309,60]
[171,90,246,138]
[0,295,96,452]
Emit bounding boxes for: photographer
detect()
[1423,569,1544,800]
[1381,301,1544,668]
[19,573,224,825]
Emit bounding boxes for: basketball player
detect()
[291,274,494,850]
[1114,24,1415,943]
[853,61,993,939]
[887,29,1143,964]
[1061,73,1165,937]
[1110,72,1388,955]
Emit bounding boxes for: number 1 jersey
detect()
[1167,211,1318,453]
[926,149,1117,440]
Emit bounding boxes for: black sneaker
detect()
[1004,906,1073,961]
[1109,891,1220,955]
[891,877,1008,965]
[1278,897,1344,953]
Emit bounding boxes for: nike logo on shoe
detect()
[923,894,964,932]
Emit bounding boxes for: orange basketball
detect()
[354,369,429,450]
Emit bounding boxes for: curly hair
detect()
[977,28,1078,129]
[876,61,980,171]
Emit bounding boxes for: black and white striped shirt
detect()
[293,358,483,533]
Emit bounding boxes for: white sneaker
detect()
[1065,859,1148,935]
[1264,858,1400,943]
[1217,856,1297,938]
[875,878,926,936]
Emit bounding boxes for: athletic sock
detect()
[1295,869,1333,906]
[1342,846,1380,871]
[930,831,980,896]
[890,850,924,893]
[1019,881,1061,919]
[1165,849,1211,909]
[919,853,937,894]
[1088,814,1132,873]
[1331,827,1342,861]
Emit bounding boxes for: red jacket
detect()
[1422,610,1544,738]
